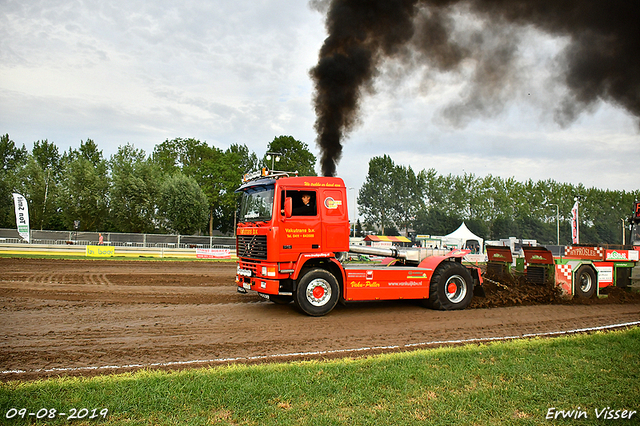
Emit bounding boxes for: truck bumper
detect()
[236,274,280,295]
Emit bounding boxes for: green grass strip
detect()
[2,327,639,425]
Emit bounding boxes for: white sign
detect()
[196,248,231,259]
[595,265,613,284]
[12,193,30,243]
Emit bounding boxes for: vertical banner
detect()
[12,193,30,243]
[571,200,579,244]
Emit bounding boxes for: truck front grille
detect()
[237,235,268,259]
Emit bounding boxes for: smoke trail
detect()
[310,0,419,177]
[310,0,640,177]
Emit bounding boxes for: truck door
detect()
[320,189,350,253]
[279,189,322,258]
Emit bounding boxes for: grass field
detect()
[2,327,639,425]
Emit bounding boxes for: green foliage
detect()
[158,174,209,235]
[359,155,639,244]
[27,140,64,230]
[2,135,637,242]
[2,328,639,425]
[152,138,256,234]
[109,144,161,233]
[59,140,110,232]
[262,135,317,176]
[358,155,398,234]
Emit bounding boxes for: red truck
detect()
[235,169,483,316]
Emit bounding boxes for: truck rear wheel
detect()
[294,269,339,316]
[574,265,596,298]
[427,261,474,310]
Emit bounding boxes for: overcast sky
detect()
[1,0,639,200]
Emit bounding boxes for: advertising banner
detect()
[564,246,604,260]
[605,249,639,262]
[12,193,30,243]
[86,245,115,257]
[196,248,231,259]
[571,201,579,244]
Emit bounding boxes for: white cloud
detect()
[0,0,638,194]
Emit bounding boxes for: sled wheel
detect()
[428,261,474,310]
[295,269,339,316]
[269,295,293,305]
[574,265,596,299]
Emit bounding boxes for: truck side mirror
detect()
[284,197,293,218]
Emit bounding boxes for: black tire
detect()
[574,265,597,298]
[427,261,474,310]
[269,294,293,305]
[294,268,340,316]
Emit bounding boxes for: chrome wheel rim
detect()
[579,272,592,293]
[445,274,467,304]
[306,278,331,306]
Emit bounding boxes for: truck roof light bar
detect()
[242,168,298,183]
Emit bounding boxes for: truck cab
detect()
[235,170,350,311]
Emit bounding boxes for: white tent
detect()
[441,222,484,253]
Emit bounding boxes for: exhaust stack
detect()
[349,244,431,265]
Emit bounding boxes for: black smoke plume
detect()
[310,0,640,177]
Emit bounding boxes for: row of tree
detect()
[2,134,637,244]
[358,155,639,245]
[0,134,316,235]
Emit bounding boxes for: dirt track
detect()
[1,258,639,381]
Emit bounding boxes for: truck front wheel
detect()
[294,269,340,316]
[427,261,474,310]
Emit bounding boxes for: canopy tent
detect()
[441,222,484,253]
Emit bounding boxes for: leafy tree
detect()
[153,138,256,235]
[358,155,398,234]
[392,164,424,236]
[228,143,259,175]
[0,135,29,227]
[19,140,63,230]
[262,136,317,176]
[109,143,160,233]
[152,138,213,176]
[193,146,232,235]
[158,173,209,235]
[59,139,109,231]
[413,209,462,236]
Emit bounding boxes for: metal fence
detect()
[0,229,235,249]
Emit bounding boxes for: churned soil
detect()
[1,257,639,381]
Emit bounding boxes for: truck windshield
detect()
[239,184,274,222]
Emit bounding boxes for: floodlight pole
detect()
[549,204,559,245]
[266,151,281,170]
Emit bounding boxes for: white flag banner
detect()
[571,200,579,244]
[12,193,30,243]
